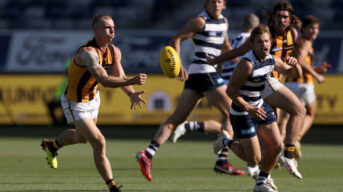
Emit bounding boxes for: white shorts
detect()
[285,82,316,105]
[262,77,284,99]
[61,92,101,124]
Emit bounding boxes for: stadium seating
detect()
[0,0,341,30]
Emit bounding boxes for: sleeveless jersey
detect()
[189,11,227,74]
[230,51,276,116]
[222,32,251,80]
[65,39,114,102]
[269,26,296,80]
[286,38,313,84]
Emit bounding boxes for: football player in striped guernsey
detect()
[214,24,302,192]
[41,15,147,192]
[207,1,306,179]
[136,0,245,182]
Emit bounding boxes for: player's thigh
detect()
[204,85,231,113]
[257,122,283,149]
[168,89,202,122]
[239,136,261,162]
[264,86,303,114]
[75,118,104,143]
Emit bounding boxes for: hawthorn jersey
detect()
[65,39,114,102]
[286,38,313,84]
[269,26,296,80]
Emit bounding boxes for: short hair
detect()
[301,15,320,31]
[242,13,260,32]
[92,14,112,27]
[249,24,271,43]
[204,0,226,10]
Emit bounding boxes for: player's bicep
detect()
[111,46,126,78]
[78,50,101,69]
[228,59,252,93]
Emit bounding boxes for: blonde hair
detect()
[92,14,112,27]
[249,24,271,43]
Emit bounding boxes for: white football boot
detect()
[254,178,278,192]
[213,132,230,155]
[171,121,187,143]
[247,165,260,179]
[278,154,302,179]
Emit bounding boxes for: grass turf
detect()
[0,137,342,192]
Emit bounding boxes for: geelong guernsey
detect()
[189,11,227,74]
[230,51,276,115]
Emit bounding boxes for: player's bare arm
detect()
[110,45,147,109]
[273,55,302,79]
[207,38,252,65]
[295,41,325,83]
[170,17,205,81]
[227,59,266,120]
[76,47,146,88]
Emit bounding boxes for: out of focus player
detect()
[172,13,260,143]
[280,15,331,158]
[41,15,147,192]
[136,0,245,182]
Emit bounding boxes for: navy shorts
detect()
[230,102,277,139]
[184,72,225,94]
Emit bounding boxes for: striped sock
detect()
[145,140,160,160]
[185,121,204,132]
[106,179,116,189]
[284,144,295,159]
[52,139,62,151]
[216,148,229,166]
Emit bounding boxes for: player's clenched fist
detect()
[129,73,147,85]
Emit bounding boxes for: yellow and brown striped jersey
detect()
[286,38,313,84]
[269,26,296,80]
[65,39,115,102]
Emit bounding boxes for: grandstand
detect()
[0,0,342,30]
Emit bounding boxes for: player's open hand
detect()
[247,106,267,121]
[130,73,147,85]
[177,65,188,81]
[315,62,331,74]
[130,90,147,110]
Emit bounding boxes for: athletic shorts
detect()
[285,82,316,105]
[184,72,225,93]
[230,102,276,139]
[262,77,284,99]
[61,92,101,124]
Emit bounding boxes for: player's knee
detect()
[90,135,106,149]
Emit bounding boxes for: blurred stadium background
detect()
[0,0,343,191]
[0,0,343,126]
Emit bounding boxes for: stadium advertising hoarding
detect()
[0,30,342,73]
[1,30,192,74]
[0,74,342,125]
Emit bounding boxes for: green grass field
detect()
[0,131,342,192]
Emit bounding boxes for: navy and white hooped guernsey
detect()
[230,50,275,115]
[189,11,227,74]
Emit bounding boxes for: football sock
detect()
[51,139,62,153]
[284,144,295,159]
[223,138,234,148]
[145,140,160,160]
[216,148,229,166]
[106,179,116,188]
[185,121,204,132]
[257,171,269,180]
